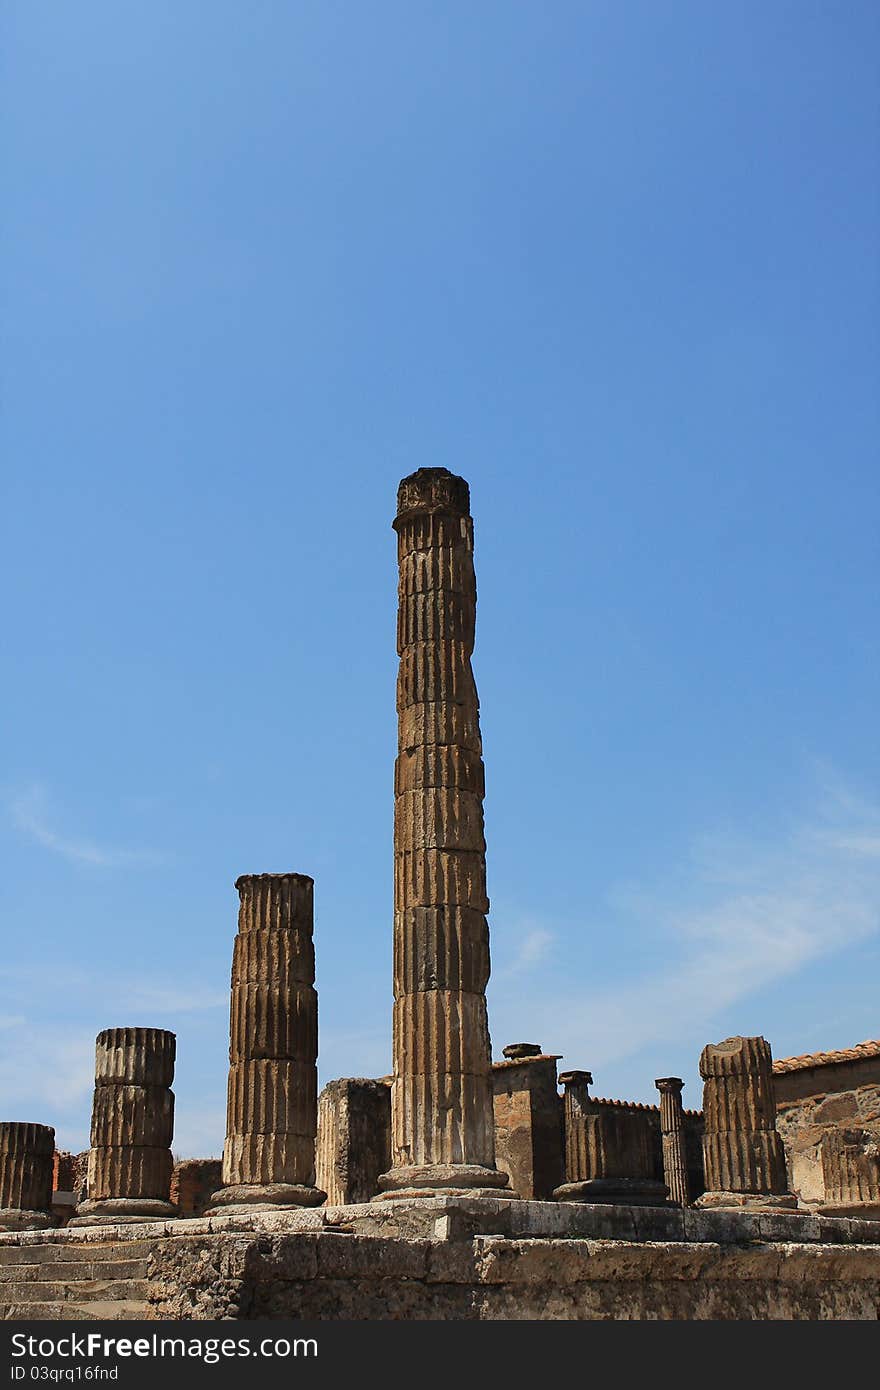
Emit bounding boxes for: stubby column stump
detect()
[73,1028,177,1225]
[376,469,509,1200]
[655,1077,691,1207]
[696,1035,797,1211]
[0,1123,55,1231]
[210,873,325,1212]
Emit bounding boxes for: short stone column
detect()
[696,1036,796,1210]
[316,1078,392,1206]
[554,1071,667,1205]
[0,1123,55,1230]
[73,1028,177,1225]
[655,1077,690,1207]
[210,873,324,1212]
[492,1044,564,1199]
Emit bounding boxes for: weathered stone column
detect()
[0,1123,55,1230]
[554,1071,668,1205]
[376,469,508,1200]
[211,873,324,1212]
[73,1028,177,1224]
[655,1077,690,1207]
[697,1035,797,1210]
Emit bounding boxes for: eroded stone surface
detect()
[655,1077,690,1207]
[0,1124,54,1228]
[74,1030,176,1222]
[698,1036,792,1208]
[383,470,505,1194]
[215,874,323,1207]
[316,1080,391,1206]
[492,1050,563,1199]
[555,1073,666,1205]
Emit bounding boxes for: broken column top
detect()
[700,1036,772,1078]
[395,468,470,523]
[233,873,314,935]
[234,872,314,890]
[94,1028,176,1087]
[502,1043,543,1059]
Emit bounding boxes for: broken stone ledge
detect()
[2,1200,879,1320]
[2,1197,879,1248]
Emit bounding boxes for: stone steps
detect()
[0,1243,154,1320]
[1,1300,149,1321]
[0,1240,159,1265]
[0,1259,148,1282]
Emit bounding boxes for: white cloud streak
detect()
[8,783,164,867]
[490,783,880,1074]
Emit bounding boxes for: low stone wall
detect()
[2,1199,879,1321]
[144,1229,880,1320]
[170,1159,223,1218]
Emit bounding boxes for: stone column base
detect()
[818,1201,880,1220]
[208,1182,326,1215]
[69,1198,178,1226]
[70,1198,178,1226]
[553,1178,670,1207]
[373,1163,513,1202]
[0,1208,54,1232]
[696,1190,799,1211]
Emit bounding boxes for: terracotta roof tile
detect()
[772,1039,880,1075]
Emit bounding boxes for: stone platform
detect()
[1,1198,879,1320]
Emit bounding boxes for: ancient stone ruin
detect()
[655,1077,691,1207]
[0,1124,54,1232]
[210,873,324,1213]
[379,469,508,1201]
[697,1035,796,1211]
[72,1028,177,1226]
[0,470,878,1320]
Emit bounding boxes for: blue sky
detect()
[2,3,878,1155]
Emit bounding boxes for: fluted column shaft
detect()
[72,1028,177,1224]
[655,1077,690,1206]
[377,468,507,1198]
[211,873,324,1210]
[696,1035,795,1209]
[0,1123,54,1230]
[559,1071,594,1185]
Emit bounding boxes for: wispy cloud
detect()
[0,964,226,1022]
[8,783,164,867]
[495,925,555,979]
[0,1025,96,1132]
[489,780,880,1076]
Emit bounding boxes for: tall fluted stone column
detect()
[697,1036,797,1210]
[210,873,324,1212]
[655,1077,690,1207]
[0,1123,55,1230]
[376,469,508,1200]
[73,1028,177,1225]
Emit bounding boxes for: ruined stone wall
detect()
[144,1224,880,1321]
[773,1051,880,1206]
[170,1160,223,1219]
